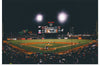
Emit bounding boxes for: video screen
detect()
[38,26,64,34]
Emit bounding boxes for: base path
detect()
[55,45,72,49]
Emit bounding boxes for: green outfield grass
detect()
[7,39,93,53]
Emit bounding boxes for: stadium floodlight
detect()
[57,11,68,24]
[35,14,43,22]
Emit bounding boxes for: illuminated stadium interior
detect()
[2,0,98,64]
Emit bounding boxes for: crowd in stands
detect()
[2,42,98,64]
[4,32,97,40]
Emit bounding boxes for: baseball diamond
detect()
[3,39,95,54]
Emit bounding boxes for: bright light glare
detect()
[57,11,68,23]
[35,14,43,22]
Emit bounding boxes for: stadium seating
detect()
[2,42,98,64]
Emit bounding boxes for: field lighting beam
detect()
[35,14,43,22]
[57,11,68,24]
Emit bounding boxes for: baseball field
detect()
[4,39,95,54]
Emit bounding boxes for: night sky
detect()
[3,0,98,34]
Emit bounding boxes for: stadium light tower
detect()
[35,14,43,22]
[57,11,68,24]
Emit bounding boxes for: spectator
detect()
[2,42,98,64]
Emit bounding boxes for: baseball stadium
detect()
[2,0,98,64]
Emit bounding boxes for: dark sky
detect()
[3,0,98,34]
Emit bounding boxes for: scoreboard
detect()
[38,26,64,34]
[38,22,64,34]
